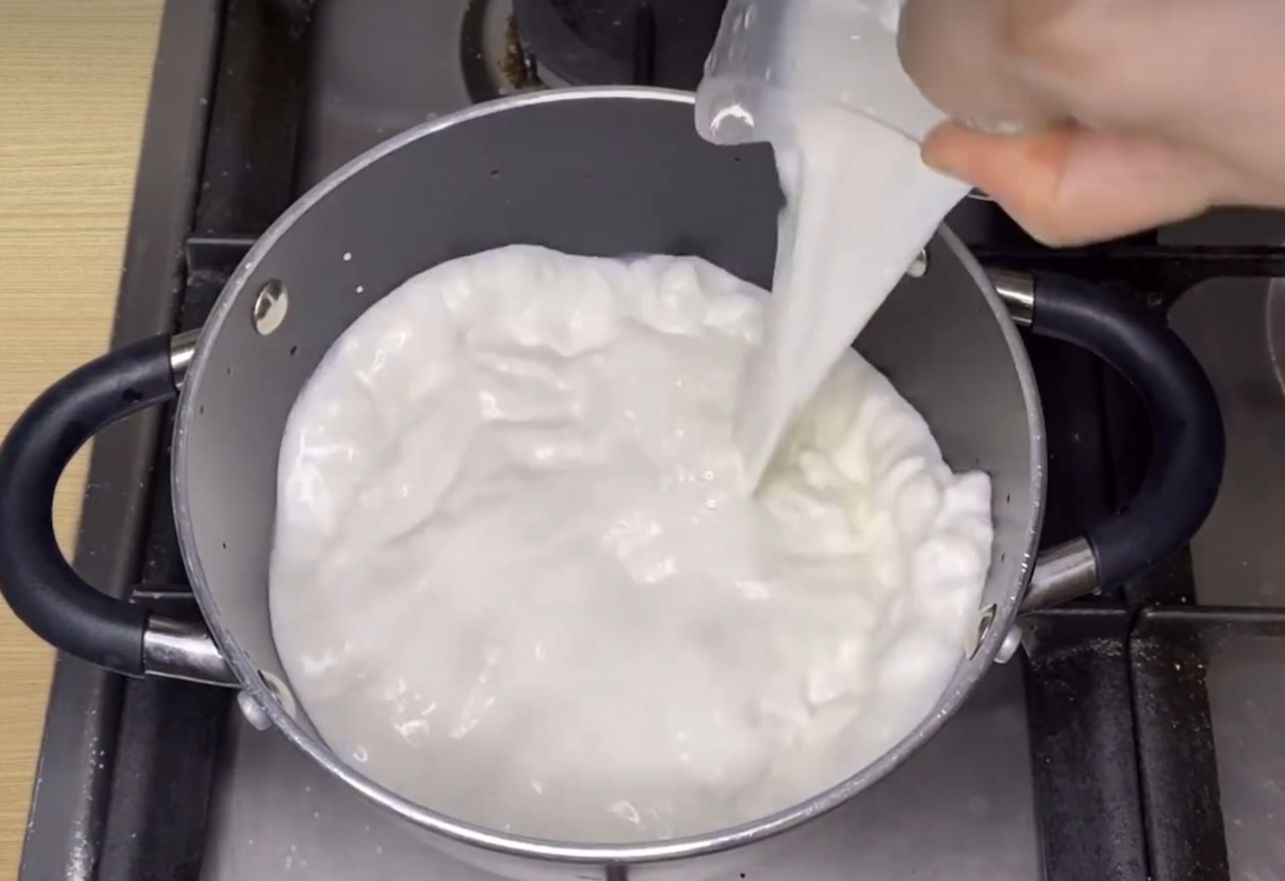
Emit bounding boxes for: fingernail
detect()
[919,123,973,178]
[919,140,958,177]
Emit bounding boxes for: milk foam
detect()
[269,245,993,843]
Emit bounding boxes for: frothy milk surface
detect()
[269,246,993,843]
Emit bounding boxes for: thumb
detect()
[921,122,1226,246]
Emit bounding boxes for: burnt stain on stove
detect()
[502,12,541,91]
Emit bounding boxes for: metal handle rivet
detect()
[237,691,272,732]
[995,625,1025,665]
[907,249,929,278]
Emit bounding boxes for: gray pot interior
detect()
[175,89,1040,805]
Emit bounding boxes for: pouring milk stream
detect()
[696,0,971,486]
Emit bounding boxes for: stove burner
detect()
[511,0,728,90]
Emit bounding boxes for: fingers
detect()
[897,0,1070,128]
[921,122,1226,245]
[898,0,1223,131]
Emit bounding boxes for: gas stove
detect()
[19,1,1285,880]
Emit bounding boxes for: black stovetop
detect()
[19,2,1285,880]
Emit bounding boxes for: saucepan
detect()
[0,88,1224,881]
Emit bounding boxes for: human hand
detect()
[897,0,1285,245]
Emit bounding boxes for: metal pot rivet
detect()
[967,603,998,660]
[252,279,289,336]
[906,249,929,278]
[236,691,272,732]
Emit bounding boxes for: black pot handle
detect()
[1012,271,1226,611]
[0,335,179,676]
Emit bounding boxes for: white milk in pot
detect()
[268,0,992,847]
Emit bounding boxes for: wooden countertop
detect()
[0,0,164,877]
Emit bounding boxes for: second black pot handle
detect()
[1002,271,1227,611]
[0,333,233,682]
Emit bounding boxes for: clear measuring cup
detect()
[695,0,951,149]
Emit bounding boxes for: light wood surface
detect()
[0,0,164,877]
